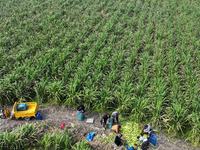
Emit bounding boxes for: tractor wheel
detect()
[24,117,30,121]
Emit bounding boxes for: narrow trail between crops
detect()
[0,105,199,150]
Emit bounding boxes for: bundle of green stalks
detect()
[121,121,147,148]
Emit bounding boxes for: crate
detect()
[149,134,157,146]
[86,118,94,123]
[108,117,113,129]
[78,112,84,121]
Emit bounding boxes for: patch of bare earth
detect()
[0,105,199,150]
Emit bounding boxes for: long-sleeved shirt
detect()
[143,124,153,134]
[112,111,118,117]
[102,114,109,123]
[139,137,148,145]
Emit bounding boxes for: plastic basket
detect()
[78,112,84,121]
[108,117,113,129]
[36,112,43,120]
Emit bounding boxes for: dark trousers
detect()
[116,116,119,122]
[113,115,118,123]
[141,140,149,150]
[115,136,122,146]
[100,119,106,127]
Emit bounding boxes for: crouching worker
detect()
[112,111,119,123]
[142,124,153,136]
[77,105,85,114]
[111,125,121,133]
[137,135,149,150]
[114,134,123,146]
[100,114,110,130]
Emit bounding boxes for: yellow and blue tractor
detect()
[0,102,38,121]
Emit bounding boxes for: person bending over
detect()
[111,125,121,133]
[100,114,110,130]
[112,111,119,123]
[142,124,153,136]
[137,135,149,150]
[77,105,85,114]
[114,134,123,146]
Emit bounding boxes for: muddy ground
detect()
[0,105,199,150]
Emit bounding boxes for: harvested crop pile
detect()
[121,121,147,148]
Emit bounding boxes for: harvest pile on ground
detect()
[0,0,200,146]
[121,122,147,147]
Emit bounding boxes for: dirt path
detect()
[0,105,199,150]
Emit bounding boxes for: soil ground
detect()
[0,105,199,150]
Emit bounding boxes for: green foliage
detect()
[39,133,71,150]
[121,121,148,147]
[0,123,91,150]
[0,123,43,150]
[72,140,93,150]
[99,132,117,144]
[0,0,200,145]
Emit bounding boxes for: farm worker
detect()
[101,10,104,14]
[114,134,123,146]
[11,110,14,118]
[111,125,121,133]
[112,111,119,123]
[137,136,150,150]
[0,109,4,118]
[142,124,153,136]
[100,114,110,130]
[77,105,85,114]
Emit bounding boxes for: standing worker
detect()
[77,105,85,113]
[137,135,150,150]
[142,124,153,136]
[100,114,110,130]
[112,111,119,123]
[77,105,85,121]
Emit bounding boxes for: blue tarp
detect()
[126,146,134,150]
[86,132,95,141]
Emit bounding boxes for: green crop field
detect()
[0,123,92,150]
[0,0,200,145]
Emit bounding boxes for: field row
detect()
[0,0,200,145]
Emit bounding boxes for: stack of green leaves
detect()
[121,121,147,148]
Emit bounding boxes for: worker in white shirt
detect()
[137,135,149,150]
[142,124,153,136]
